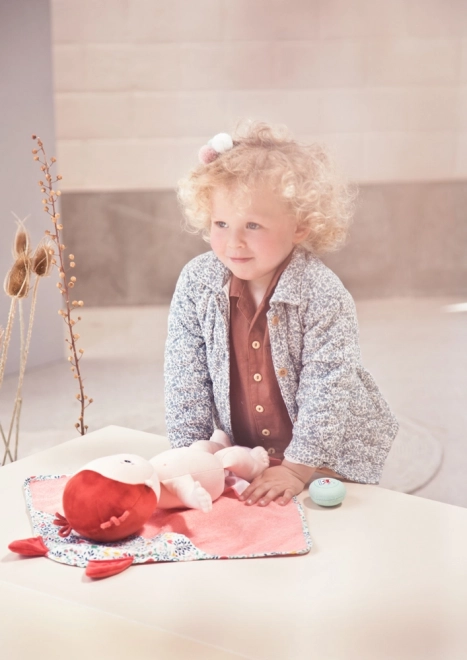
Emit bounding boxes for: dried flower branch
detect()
[0,216,33,463]
[31,135,92,435]
[1,140,93,465]
[3,237,56,463]
[1,221,58,464]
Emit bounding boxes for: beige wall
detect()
[52,0,467,191]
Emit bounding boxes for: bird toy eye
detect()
[123,459,132,464]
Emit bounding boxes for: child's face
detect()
[210,185,308,291]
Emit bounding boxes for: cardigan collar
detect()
[198,246,311,306]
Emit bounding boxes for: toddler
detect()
[165,121,399,507]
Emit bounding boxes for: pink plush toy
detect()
[54,431,269,542]
[150,430,269,513]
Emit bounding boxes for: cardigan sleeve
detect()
[283,288,360,468]
[164,265,215,447]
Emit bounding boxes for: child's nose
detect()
[227,229,246,249]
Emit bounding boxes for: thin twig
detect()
[14,398,22,462]
[0,423,8,465]
[0,298,17,391]
[4,278,40,462]
[0,297,17,464]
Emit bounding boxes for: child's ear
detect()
[293,223,310,244]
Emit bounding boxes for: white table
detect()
[1,425,466,660]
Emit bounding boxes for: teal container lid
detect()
[309,477,346,507]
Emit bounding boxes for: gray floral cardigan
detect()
[165,246,399,484]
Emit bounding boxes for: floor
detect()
[1,297,466,508]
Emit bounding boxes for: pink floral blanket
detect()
[8,475,312,579]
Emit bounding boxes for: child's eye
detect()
[213,221,228,229]
[247,222,261,230]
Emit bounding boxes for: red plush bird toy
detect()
[54,454,161,542]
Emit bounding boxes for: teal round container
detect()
[309,477,346,506]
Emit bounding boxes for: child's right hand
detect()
[239,462,316,507]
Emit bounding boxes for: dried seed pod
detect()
[13,228,29,258]
[12,218,31,258]
[32,241,53,277]
[4,254,31,298]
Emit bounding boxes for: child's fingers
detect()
[239,482,260,502]
[276,488,295,506]
[256,486,285,507]
[242,482,273,505]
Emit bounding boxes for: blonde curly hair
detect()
[177,121,358,255]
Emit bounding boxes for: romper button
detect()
[277,368,288,377]
[253,373,262,382]
[267,447,275,455]
[262,429,270,437]
[271,316,279,326]
[252,341,260,349]
[255,405,264,413]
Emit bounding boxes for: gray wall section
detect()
[61,191,209,306]
[324,182,467,298]
[0,0,63,376]
[61,182,467,306]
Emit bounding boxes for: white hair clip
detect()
[198,132,234,164]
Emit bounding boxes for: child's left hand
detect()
[239,465,309,507]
